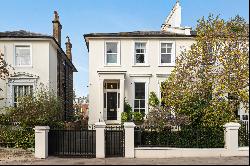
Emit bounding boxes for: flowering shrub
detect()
[0,88,64,149]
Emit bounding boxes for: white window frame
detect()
[12,84,33,107]
[132,81,149,116]
[14,44,32,67]
[7,74,38,107]
[133,41,148,66]
[104,41,120,66]
[159,41,176,66]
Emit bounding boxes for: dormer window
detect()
[15,45,32,67]
[105,41,120,66]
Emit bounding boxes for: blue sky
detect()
[0,0,249,97]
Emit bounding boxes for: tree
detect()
[2,87,64,128]
[0,52,13,100]
[161,15,249,127]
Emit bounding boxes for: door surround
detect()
[103,80,120,122]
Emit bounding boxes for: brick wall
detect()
[57,51,74,121]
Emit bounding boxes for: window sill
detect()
[158,65,175,67]
[132,64,150,67]
[104,65,122,67]
[14,65,33,68]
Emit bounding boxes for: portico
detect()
[97,71,126,124]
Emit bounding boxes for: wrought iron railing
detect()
[238,121,249,147]
[48,129,96,157]
[134,125,225,148]
[105,125,125,157]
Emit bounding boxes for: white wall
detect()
[134,147,249,158]
[49,43,58,93]
[0,39,58,110]
[88,37,194,124]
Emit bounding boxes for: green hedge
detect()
[135,125,225,148]
[0,125,35,149]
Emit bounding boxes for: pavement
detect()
[0,156,249,165]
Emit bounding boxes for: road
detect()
[0,156,249,165]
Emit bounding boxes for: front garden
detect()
[122,15,249,149]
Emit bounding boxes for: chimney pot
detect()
[65,36,72,61]
[52,11,62,46]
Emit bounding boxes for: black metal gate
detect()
[105,126,125,157]
[48,129,96,157]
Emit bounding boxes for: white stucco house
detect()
[84,2,249,125]
[84,2,195,124]
[0,11,77,120]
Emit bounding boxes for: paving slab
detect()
[0,156,249,165]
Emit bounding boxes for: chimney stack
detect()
[52,11,62,46]
[65,36,72,61]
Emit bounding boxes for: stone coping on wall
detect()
[134,147,249,158]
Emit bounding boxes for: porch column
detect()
[99,79,104,122]
[119,78,125,122]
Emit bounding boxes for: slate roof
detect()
[84,30,197,38]
[84,30,197,51]
[0,30,52,38]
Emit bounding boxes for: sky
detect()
[0,0,249,97]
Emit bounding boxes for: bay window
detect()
[13,85,33,107]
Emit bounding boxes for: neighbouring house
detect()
[0,11,77,121]
[84,1,249,125]
[73,96,89,116]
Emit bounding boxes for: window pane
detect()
[135,83,145,99]
[161,43,166,48]
[107,54,117,63]
[161,48,166,53]
[135,43,146,64]
[167,48,172,54]
[134,109,139,112]
[106,83,118,89]
[14,86,18,102]
[167,43,172,48]
[140,109,145,116]
[118,93,120,108]
[161,54,171,63]
[140,100,145,108]
[135,43,146,49]
[15,46,31,66]
[24,86,29,95]
[13,85,33,107]
[136,54,145,63]
[136,49,145,54]
[22,56,31,65]
[134,100,139,108]
[106,42,117,53]
[104,93,106,108]
[242,115,248,120]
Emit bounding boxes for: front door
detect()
[107,92,117,120]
